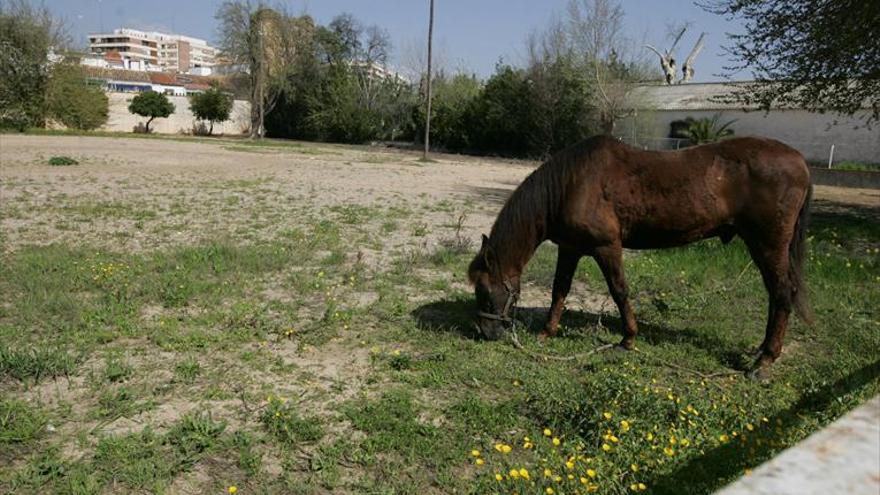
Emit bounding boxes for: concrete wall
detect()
[103,91,250,135]
[620,109,879,164]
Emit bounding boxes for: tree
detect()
[562,0,653,134]
[128,91,175,133]
[704,0,880,125]
[215,1,309,138]
[46,62,109,130]
[0,0,66,130]
[189,84,233,135]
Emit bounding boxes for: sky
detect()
[44,0,747,82]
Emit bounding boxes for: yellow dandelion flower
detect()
[719,434,729,443]
[228,487,238,494]
[471,450,480,457]
[565,461,575,469]
[568,474,574,480]
[680,439,690,447]
[746,423,755,431]
[509,469,520,479]
[495,473,503,481]
[546,488,555,495]
[544,468,553,477]
[519,468,530,480]
[609,435,619,443]
[631,483,639,491]
[552,437,561,446]
[602,443,611,452]
[587,469,597,479]
[587,484,599,492]
[638,483,647,491]
[603,412,612,420]
[544,428,552,436]
[523,441,534,449]
[501,444,512,454]
[524,436,531,442]
[663,447,675,456]
[494,443,504,452]
[646,432,654,441]
[630,463,639,472]
[620,420,631,431]
[580,477,589,484]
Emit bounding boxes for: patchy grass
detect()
[1,135,877,494]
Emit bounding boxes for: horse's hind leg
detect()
[541,246,581,339]
[594,243,638,350]
[745,241,793,376]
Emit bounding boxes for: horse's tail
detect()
[789,183,813,324]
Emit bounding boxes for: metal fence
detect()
[615,136,870,169]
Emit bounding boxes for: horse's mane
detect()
[487,136,611,266]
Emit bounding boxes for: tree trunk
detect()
[146,116,154,133]
[423,0,434,160]
[209,121,214,136]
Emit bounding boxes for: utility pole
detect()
[423,0,434,160]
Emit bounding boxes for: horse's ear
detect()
[482,242,496,268]
[480,234,489,250]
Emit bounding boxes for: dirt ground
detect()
[2,134,876,256]
[1,134,878,494]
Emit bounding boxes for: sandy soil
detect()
[3,135,876,256]
[0,135,534,259]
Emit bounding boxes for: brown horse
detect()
[468,135,812,376]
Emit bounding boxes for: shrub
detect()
[46,62,109,130]
[680,114,736,145]
[47,156,78,166]
[128,91,175,133]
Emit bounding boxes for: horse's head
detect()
[468,234,520,340]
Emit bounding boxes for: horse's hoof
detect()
[747,356,773,381]
[746,366,771,382]
[613,344,631,353]
[538,331,553,342]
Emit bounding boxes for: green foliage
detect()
[127,91,175,133]
[412,72,482,151]
[705,0,879,125]
[0,1,58,130]
[188,84,233,135]
[47,156,78,166]
[46,62,108,130]
[681,114,736,145]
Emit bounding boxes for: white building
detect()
[620,82,879,164]
[87,28,216,74]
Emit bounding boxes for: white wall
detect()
[103,91,250,135]
[623,109,879,164]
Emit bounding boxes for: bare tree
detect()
[644,26,685,84]
[564,0,651,134]
[680,32,706,83]
[215,1,307,138]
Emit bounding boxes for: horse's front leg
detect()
[594,243,638,349]
[540,246,581,339]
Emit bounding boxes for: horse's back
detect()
[553,136,811,249]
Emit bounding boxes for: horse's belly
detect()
[622,224,733,249]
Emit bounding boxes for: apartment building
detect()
[88,28,216,74]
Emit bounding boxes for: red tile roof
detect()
[148,72,183,86]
